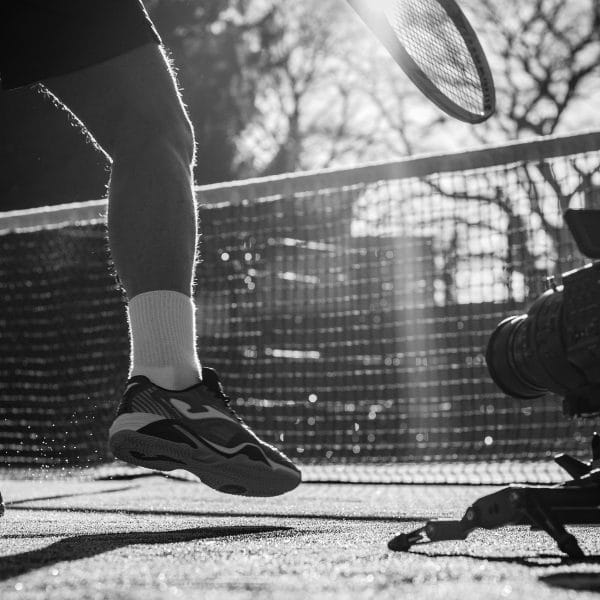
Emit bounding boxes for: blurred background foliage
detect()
[1,0,599,209]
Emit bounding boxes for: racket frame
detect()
[346,0,495,123]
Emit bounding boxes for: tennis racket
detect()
[346,0,495,123]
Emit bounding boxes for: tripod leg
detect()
[519,493,584,558]
[388,527,427,551]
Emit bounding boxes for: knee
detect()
[109,103,195,170]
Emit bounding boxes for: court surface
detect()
[2,475,600,599]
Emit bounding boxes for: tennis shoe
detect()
[108,367,301,496]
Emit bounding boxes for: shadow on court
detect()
[5,485,139,506]
[0,525,291,582]
[6,503,417,523]
[540,571,600,591]
[407,549,600,567]
[5,486,420,523]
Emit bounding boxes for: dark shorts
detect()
[0,0,162,90]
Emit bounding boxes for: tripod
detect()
[389,434,600,558]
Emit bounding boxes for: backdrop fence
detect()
[2,131,600,482]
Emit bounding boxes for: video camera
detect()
[486,209,600,417]
[389,210,600,559]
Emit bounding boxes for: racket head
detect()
[347,0,495,124]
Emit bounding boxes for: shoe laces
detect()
[202,371,245,425]
[214,389,243,423]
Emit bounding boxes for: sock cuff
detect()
[127,289,198,369]
[128,289,193,311]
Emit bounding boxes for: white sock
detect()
[127,290,202,390]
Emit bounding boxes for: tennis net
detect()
[2,131,600,482]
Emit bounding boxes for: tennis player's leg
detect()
[42,43,200,391]
[41,43,301,496]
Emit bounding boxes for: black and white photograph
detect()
[1,1,600,598]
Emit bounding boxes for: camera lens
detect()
[485,314,547,399]
[486,288,587,399]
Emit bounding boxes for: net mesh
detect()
[2,132,600,482]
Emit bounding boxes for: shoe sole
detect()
[109,430,301,497]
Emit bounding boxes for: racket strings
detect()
[383,0,485,115]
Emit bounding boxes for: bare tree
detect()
[466,0,600,140]
[231,0,600,303]
[409,0,600,300]
[236,0,600,175]
[234,0,449,175]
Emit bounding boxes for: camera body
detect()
[486,210,600,417]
